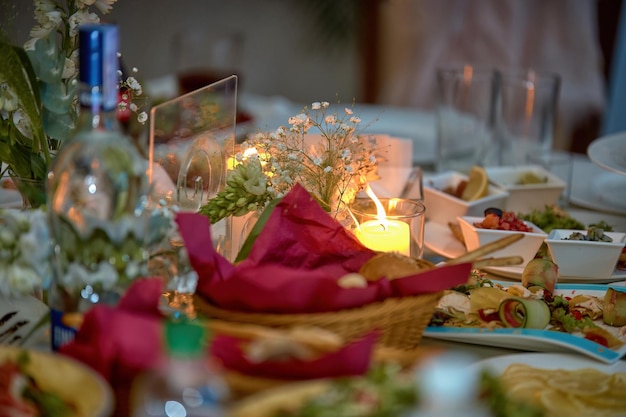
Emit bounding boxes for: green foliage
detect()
[0,40,49,181]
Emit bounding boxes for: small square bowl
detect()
[423,171,509,225]
[457,215,548,265]
[545,229,626,279]
[485,165,566,213]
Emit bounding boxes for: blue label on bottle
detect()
[50,308,79,351]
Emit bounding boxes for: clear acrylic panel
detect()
[149,75,237,259]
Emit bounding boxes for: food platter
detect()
[423,283,626,364]
[424,221,626,283]
[470,352,626,375]
[0,345,113,417]
[587,131,626,176]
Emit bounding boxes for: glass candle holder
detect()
[350,198,426,259]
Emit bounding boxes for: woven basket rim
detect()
[194,291,442,321]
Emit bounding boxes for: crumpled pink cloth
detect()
[59,277,166,383]
[60,277,377,385]
[210,331,378,380]
[177,183,472,313]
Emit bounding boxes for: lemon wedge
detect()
[461,165,488,201]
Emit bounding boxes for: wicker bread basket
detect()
[195,290,441,352]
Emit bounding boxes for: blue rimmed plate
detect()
[423,283,626,363]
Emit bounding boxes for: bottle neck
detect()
[77,83,121,132]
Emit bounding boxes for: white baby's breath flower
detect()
[126,76,142,95]
[137,111,148,124]
[202,100,378,222]
[344,108,353,115]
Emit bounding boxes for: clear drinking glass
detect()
[498,69,561,166]
[436,65,499,174]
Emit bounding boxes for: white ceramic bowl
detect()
[485,165,566,213]
[423,171,509,225]
[545,229,626,279]
[457,215,547,265]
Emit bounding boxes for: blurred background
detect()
[2,0,624,154]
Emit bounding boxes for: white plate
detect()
[587,132,626,176]
[470,352,626,376]
[424,220,466,259]
[423,221,626,283]
[424,283,626,363]
[570,158,626,215]
[0,345,113,417]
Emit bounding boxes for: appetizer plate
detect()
[587,131,626,177]
[0,345,113,417]
[424,283,626,364]
[423,221,626,283]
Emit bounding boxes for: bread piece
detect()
[358,252,434,281]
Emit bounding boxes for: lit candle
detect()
[355,185,411,255]
[356,219,410,255]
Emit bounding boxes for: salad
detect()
[518,205,614,234]
[429,273,626,350]
[0,351,75,417]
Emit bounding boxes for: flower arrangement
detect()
[0,209,50,297]
[200,101,378,224]
[0,0,147,207]
[0,201,186,298]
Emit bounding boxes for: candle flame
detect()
[365,185,388,230]
[243,148,259,158]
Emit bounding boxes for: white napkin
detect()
[364,134,415,198]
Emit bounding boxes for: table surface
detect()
[7,92,626,369]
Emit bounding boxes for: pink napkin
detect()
[177,183,472,313]
[211,332,378,380]
[60,278,166,383]
[60,277,378,386]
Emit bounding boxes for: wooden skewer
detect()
[444,233,525,265]
[470,255,524,269]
